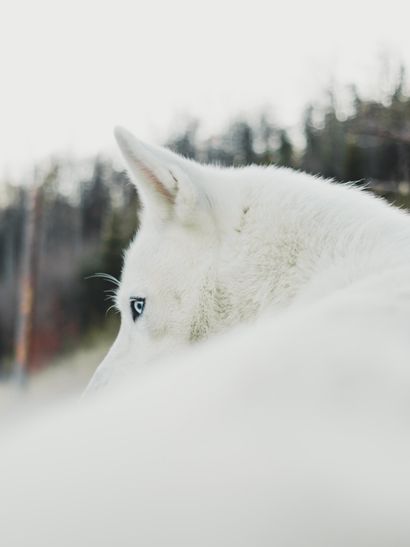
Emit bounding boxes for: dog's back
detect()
[2,289,410,545]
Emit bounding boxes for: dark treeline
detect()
[1,70,410,370]
[167,73,410,193]
[0,161,139,370]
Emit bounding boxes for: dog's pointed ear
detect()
[114,127,208,225]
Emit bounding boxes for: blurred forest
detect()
[1,69,410,373]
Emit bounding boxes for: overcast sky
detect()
[1,0,410,178]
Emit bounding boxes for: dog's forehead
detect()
[120,223,207,289]
[127,222,199,261]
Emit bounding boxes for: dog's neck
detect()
[212,168,410,318]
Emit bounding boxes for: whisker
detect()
[85,272,121,287]
[105,304,120,317]
[85,272,120,317]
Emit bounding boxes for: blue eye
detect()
[130,297,145,322]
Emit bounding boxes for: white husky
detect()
[87,126,410,392]
[2,127,410,546]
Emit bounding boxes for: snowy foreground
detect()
[0,312,410,547]
[0,343,108,427]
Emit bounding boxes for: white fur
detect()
[87,127,410,391]
[1,128,410,545]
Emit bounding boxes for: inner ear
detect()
[114,127,209,225]
[137,161,175,205]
